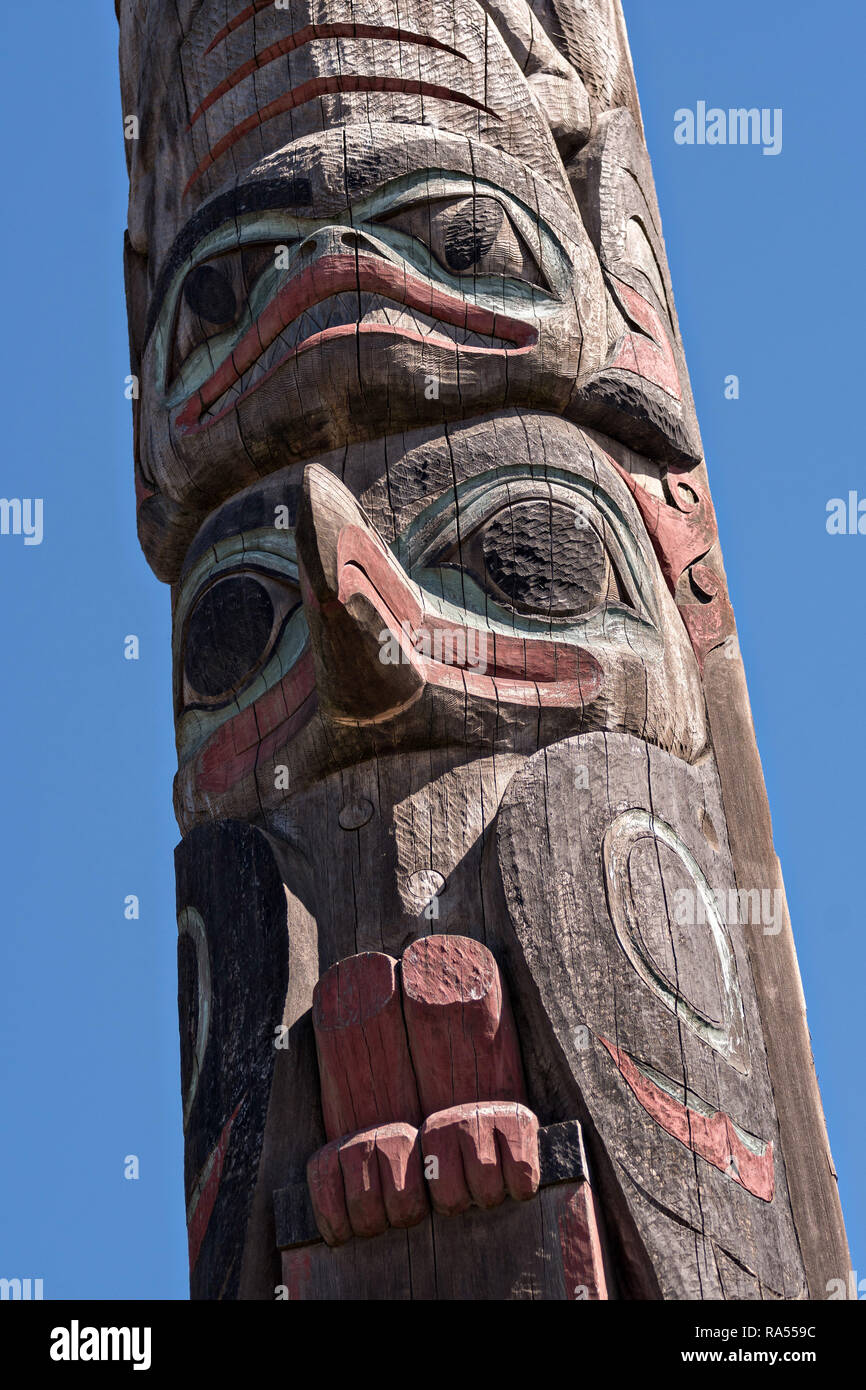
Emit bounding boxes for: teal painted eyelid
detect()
[394,465,662,629]
[413,565,658,644]
[154,170,570,398]
[174,534,305,759]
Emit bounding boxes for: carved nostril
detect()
[340,230,360,247]
[296,239,317,259]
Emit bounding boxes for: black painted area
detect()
[184,575,274,699]
[181,480,301,579]
[184,263,238,324]
[442,197,503,272]
[481,500,607,614]
[176,822,291,1301]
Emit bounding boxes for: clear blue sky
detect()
[0,1,861,1298]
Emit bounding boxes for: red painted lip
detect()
[601,1039,775,1202]
[174,253,538,434]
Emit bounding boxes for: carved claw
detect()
[307,1122,428,1247]
[420,1101,540,1216]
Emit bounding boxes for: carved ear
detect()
[481,0,591,158]
[124,231,203,584]
[567,110,702,466]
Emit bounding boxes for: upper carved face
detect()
[137,128,607,527]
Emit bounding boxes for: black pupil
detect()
[184,263,237,324]
[443,198,504,272]
[481,501,607,613]
[184,576,274,698]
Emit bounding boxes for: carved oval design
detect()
[602,809,749,1073]
[177,906,212,1130]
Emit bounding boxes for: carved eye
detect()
[179,570,301,711]
[444,500,624,617]
[169,245,278,385]
[380,197,548,288]
[184,263,237,323]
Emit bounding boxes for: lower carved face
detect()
[138,127,607,523]
[170,418,706,830]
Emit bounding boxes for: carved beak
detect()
[295,463,426,724]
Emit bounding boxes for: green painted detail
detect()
[395,463,663,634]
[174,533,307,763]
[154,168,571,403]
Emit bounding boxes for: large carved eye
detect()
[169,245,278,385]
[179,570,301,711]
[444,499,624,617]
[379,197,548,288]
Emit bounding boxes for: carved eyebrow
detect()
[180,486,301,582]
[204,1,296,54]
[190,26,468,127]
[183,78,499,198]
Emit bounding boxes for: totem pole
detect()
[118,0,849,1299]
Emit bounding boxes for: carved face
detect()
[138,128,608,524]
[171,416,707,831]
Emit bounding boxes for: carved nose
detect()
[294,225,388,263]
[295,464,425,724]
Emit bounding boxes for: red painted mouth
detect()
[174,253,538,434]
[601,1039,774,1202]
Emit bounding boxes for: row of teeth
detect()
[202,292,505,421]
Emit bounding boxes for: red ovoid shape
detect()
[401,934,529,1116]
[312,951,422,1140]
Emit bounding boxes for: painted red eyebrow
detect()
[191,26,468,126]
[184,76,499,197]
[205,0,279,54]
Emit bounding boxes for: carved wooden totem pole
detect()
[118,0,849,1299]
